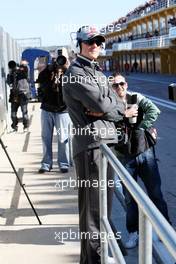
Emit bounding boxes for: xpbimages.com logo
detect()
[56,126,122,140]
[61,74,114,86]
[54,229,121,243]
[55,177,122,191]
[54,23,122,34]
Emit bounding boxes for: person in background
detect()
[112,73,171,249]
[36,56,71,173]
[132,61,138,73]
[7,61,30,132]
[124,62,130,75]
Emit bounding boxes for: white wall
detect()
[0,25,22,133]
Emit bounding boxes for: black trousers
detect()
[74,148,114,264]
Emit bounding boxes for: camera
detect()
[8,60,28,84]
[56,55,67,67]
[50,55,67,74]
[7,60,23,89]
[54,48,68,71]
[8,60,17,70]
[7,60,30,103]
[7,60,20,103]
[7,60,18,86]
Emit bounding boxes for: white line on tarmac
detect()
[152,101,176,110]
[127,76,174,85]
[142,93,176,110]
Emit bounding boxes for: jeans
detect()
[41,110,71,170]
[119,148,170,233]
[11,101,29,128]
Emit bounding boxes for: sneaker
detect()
[38,168,51,174]
[60,167,69,173]
[11,124,18,132]
[125,231,138,249]
[23,128,28,133]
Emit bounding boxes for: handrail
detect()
[99,144,176,264]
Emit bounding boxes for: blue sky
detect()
[1,0,144,46]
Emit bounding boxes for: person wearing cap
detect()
[63,26,122,263]
[112,73,171,249]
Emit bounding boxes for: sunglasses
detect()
[112,82,126,88]
[83,38,103,47]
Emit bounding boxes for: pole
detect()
[0,138,42,225]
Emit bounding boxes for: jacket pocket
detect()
[90,120,117,142]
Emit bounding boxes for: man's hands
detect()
[85,104,138,120]
[125,104,138,118]
[86,104,139,119]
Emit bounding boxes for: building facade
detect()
[99,0,176,75]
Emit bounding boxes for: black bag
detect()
[9,89,20,103]
[128,129,148,156]
[129,128,157,156]
[115,128,156,157]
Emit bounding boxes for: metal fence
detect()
[99,144,176,264]
[126,0,176,24]
[112,34,172,52]
[104,0,176,35]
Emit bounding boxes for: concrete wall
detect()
[0,25,21,134]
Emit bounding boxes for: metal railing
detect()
[103,0,176,35]
[99,144,176,264]
[112,34,173,51]
[126,0,176,24]
[132,35,171,49]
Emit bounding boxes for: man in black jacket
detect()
[37,58,71,173]
[63,26,122,264]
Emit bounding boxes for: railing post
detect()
[99,150,108,264]
[139,208,152,264]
